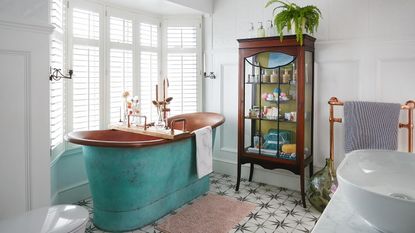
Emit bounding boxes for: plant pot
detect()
[290,19,306,35]
[307,158,338,212]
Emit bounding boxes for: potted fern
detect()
[265,0,322,45]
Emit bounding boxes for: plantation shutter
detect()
[72,8,100,40]
[110,16,133,44]
[72,45,100,131]
[50,0,65,149]
[166,26,199,115]
[71,7,101,131]
[167,26,197,49]
[140,22,159,121]
[140,51,158,121]
[109,16,133,123]
[140,23,158,48]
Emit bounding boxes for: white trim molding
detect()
[0,18,53,34]
[0,49,32,212]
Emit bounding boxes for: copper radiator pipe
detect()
[328,97,415,153]
[399,100,415,152]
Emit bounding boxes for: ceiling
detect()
[102,0,201,15]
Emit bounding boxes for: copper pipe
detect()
[399,100,415,152]
[329,97,415,153]
[127,114,147,130]
[170,118,187,135]
[328,97,342,161]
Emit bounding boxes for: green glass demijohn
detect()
[307,158,338,212]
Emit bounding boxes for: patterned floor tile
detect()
[75,172,321,233]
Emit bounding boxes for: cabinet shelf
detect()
[245,147,296,160]
[245,82,292,85]
[244,116,297,123]
[264,99,293,104]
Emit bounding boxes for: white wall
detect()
[168,0,213,14]
[206,0,415,190]
[0,0,52,219]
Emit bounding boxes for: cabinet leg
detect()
[236,160,241,191]
[248,163,254,182]
[309,161,314,177]
[300,172,307,208]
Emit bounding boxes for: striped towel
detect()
[344,101,401,153]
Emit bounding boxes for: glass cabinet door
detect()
[244,51,298,161]
[304,51,313,159]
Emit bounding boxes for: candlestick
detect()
[163,79,166,100]
[119,106,122,122]
[155,84,158,101]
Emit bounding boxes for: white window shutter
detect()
[167,53,197,115]
[167,26,197,49]
[71,7,101,132]
[140,22,159,121]
[50,39,64,148]
[110,16,133,44]
[166,25,199,116]
[72,45,100,131]
[50,0,65,149]
[51,0,64,34]
[140,51,158,121]
[109,49,133,123]
[73,8,100,40]
[108,15,133,124]
[140,23,158,48]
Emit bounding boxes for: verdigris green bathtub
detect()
[81,129,216,232]
[66,112,225,232]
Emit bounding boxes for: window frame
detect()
[105,8,136,125]
[138,18,161,122]
[161,16,203,113]
[66,0,105,150]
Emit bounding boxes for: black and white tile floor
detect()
[77,172,321,233]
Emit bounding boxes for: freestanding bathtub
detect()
[66,112,225,232]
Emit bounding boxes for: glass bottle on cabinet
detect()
[237,35,315,208]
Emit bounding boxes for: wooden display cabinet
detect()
[236,35,315,207]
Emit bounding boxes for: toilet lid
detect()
[0,205,89,233]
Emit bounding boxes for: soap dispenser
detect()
[267,20,276,37]
[257,22,265,38]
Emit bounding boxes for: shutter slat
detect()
[72,44,100,131]
[110,16,133,44]
[50,5,65,148]
[140,23,158,48]
[167,45,198,115]
[140,51,158,121]
[73,8,100,40]
[109,48,133,123]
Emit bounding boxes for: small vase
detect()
[307,158,338,212]
[155,110,165,130]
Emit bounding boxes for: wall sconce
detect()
[49,67,73,81]
[203,72,216,79]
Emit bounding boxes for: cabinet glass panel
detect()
[244,52,298,160]
[304,51,313,159]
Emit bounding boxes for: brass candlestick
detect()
[152,78,173,129]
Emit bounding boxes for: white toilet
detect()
[0,205,89,233]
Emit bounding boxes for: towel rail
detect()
[328,97,415,158]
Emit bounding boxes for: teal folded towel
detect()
[344,101,401,153]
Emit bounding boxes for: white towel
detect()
[194,126,213,179]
